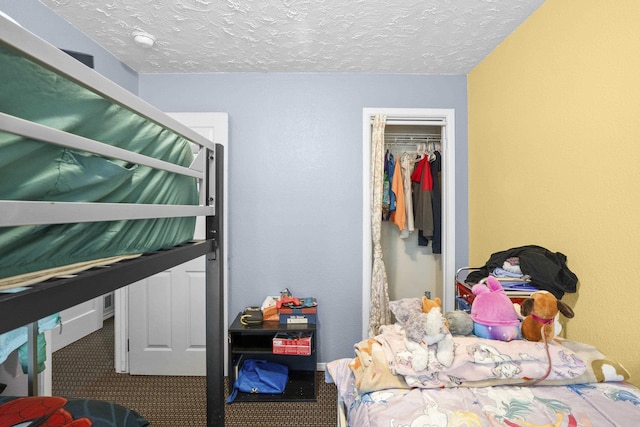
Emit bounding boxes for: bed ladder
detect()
[26,322,39,396]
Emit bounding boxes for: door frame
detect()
[114,112,229,373]
[362,108,456,338]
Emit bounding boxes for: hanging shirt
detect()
[412,156,434,237]
[387,152,396,216]
[410,156,433,191]
[399,153,416,238]
[382,150,391,219]
[390,157,406,232]
[430,151,442,254]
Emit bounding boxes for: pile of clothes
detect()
[466,245,579,299]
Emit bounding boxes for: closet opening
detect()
[382,124,443,302]
[362,108,456,339]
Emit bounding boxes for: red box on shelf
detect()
[272,332,312,356]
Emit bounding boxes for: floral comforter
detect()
[327,357,640,427]
[349,326,629,393]
[327,329,638,427]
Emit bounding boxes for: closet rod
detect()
[384,141,440,146]
[385,132,441,138]
[370,118,446,126]
[384,140,440,154]
[384,133,441,144]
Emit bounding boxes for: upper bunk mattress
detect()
[0,44,198,281]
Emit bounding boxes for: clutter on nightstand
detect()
[279,300,317,325]
[270,288,318,325]
[240,306,263,325]
[257,288,319,324]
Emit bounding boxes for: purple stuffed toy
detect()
[470,276,521,341]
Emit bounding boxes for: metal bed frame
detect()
[0,15,225,425]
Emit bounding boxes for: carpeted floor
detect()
[52,317,338,426]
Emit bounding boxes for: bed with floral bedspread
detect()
[327,327,640,427]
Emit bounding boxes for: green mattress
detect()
[0,45,198,280]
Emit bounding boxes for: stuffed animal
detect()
[390,298,454,371]
[404,309,455,370]
[421,295,442,313]
[444,310,474,336]
[470,276,521,341]
[422,295,450,329]
[389,298,423,324]
[520,290,574,342]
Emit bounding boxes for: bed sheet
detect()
[328,358,640,427]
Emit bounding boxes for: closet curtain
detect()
[369,115,391,337]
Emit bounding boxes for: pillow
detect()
[0,396,149,427]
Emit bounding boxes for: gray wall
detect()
[0,0,137,93]
[140,73,469,363]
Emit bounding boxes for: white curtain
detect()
[368,115,391,337]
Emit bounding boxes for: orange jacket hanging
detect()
[390,157,406,231]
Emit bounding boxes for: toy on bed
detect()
[470,276,521,341]
[421,295,442,313]
[422,293,475,336]
[520,290,575,342]
[329,285,639,426]
[443,310,474,336]
[389,298,454,371]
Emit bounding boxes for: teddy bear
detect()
[389,298,454,371]
[520,290,574,342]
[470,276,521,341]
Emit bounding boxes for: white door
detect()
[51,297,103,352]
[115,112,228,375]
[128,257,206,375]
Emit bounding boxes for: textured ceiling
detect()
[39,0,545,74]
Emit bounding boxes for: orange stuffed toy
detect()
[520,290,574,342]
[422,295,449,328]
[421,296,442,313]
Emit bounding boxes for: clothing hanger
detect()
[416,143,426,160]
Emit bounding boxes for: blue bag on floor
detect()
[227,359,289,403]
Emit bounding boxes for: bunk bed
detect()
[0,13,225,426]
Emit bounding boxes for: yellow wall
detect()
[468,0,640,386]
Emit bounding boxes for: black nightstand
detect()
[228,313,317,402]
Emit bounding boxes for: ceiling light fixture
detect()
[132,31,155,49]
